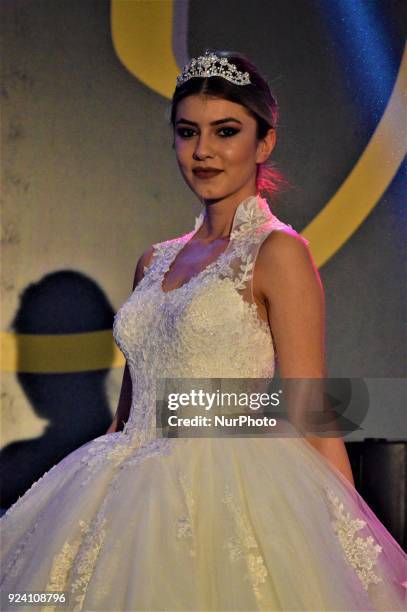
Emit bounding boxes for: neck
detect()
[198,190,260,240]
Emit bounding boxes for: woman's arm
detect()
[106,245,155,434]
[255,230,355,486]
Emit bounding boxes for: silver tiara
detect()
[176,51,251,87]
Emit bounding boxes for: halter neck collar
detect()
[193,193,274,240]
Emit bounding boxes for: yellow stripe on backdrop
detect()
[1,2,405,374]
[1,331,125,373]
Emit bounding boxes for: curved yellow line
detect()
[111,0,179,98]
[302,44,407,266]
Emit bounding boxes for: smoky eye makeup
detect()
[175,126,241,138]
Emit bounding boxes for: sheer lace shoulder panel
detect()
[220,218,302,312]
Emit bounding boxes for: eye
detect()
[218,127,240,137]
[176,127,196,138]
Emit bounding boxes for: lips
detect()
[193,169,223,179]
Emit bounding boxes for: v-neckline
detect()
[160,232,232,294]
[159,193,272,295]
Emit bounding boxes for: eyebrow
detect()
[175,117,243,127]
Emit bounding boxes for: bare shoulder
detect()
[259,227,311,262]
[133,245,155,290]
[255,227,321,301]
[260,227,308,251]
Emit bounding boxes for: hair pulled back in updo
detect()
[169,49,289,201]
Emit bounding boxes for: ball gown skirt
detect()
[1,195,406,611]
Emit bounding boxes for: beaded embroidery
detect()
[65,494,110,611]
[175,471,197,557]
[110,194,291,440]
[39,508,107,612]
[324,487,383,591]
[42,520,90,612]
[221,485,268,601]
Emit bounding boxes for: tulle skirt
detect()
[1,431,406,611]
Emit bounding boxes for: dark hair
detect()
[169,49,289,201]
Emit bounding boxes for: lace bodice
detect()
[113,194,301,440]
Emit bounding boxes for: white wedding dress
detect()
[1,194,406,611]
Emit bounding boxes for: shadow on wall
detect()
[0,271,115,509]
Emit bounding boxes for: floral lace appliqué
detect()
[221,485,268,601]
[175,471,196,558]
[325,487,383,591]
[42,499,109,612]
[42,520,90,612]
[69,498,108,611]
[80,431,174,486]
[233,251,255,291]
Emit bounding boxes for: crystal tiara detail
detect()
[176,51,251,87]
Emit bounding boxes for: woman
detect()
[1,50,406,612]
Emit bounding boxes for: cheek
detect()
[223,139,256,166]
[174,141,190,165]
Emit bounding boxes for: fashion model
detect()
[1,50,406,612]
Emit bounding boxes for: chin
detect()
[192,180,227,196]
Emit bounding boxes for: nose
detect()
[192,132,214,160]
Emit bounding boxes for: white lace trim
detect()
[324,487,383,591]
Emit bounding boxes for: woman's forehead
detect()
[175,95,253,123]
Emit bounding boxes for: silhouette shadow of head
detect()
[1,270,116,509]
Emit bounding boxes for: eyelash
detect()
[176,127,240,139]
